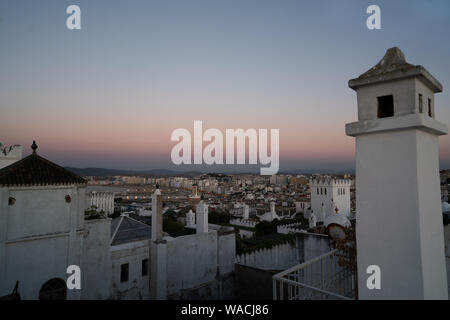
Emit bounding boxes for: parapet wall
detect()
[309,178,352,187]
[235,242,298,271]
[230,218,257,228]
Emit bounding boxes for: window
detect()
[317,188,319,195]
[120,263,129,282]
[418,94,423,113]
[324,188,327,195]
[428,99,432,117]
[320,188,323,195]
[377,95,394,118]
[142,259,149,277]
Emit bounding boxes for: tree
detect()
[208,209,231,225]
[254,220,277,237]
[163,215,184,234]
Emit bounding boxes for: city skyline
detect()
[2,0,450,171]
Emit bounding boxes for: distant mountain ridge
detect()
[65,166,354,177]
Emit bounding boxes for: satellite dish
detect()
[327,224,347,241]
[324,210,351,241]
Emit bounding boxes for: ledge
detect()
[348,65,443,93]
[345,113,448,137]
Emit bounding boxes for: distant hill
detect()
[280,168,355,175]
[65,166,354,177]
[65,167,203,177]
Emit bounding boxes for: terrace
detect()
[273,249,356,300]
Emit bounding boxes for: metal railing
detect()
[273,249,356,300]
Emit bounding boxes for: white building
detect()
[0,142,237,300]
[110,214,151,299]
[310,177,351,222]
[0,142,110,300]
[295,201,310,214]
[346,47,448,299]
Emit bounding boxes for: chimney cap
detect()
[349,47,442,93]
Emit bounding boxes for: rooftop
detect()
[0,141,86,187]
[110,214,152,246]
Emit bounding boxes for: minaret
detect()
[346,47,448,299]
[196,195,208,234]
[151,184,163,241]
[150,184,167,299]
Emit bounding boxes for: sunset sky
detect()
[1,0,450,172]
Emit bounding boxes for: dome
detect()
[324,213,351,228]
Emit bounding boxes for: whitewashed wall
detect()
[110,240,150,300]
[82,218,112,300]
[166,232,218,295]
[0,185,85,300]
[165,228,235,296]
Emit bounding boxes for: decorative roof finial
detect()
[31,140,38,154]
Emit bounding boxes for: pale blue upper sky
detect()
[1,0,450,172]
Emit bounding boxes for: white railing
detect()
[273,249,356,300]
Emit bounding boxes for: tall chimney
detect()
[151,184,163,241]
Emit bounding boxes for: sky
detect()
[1,0,450,173]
